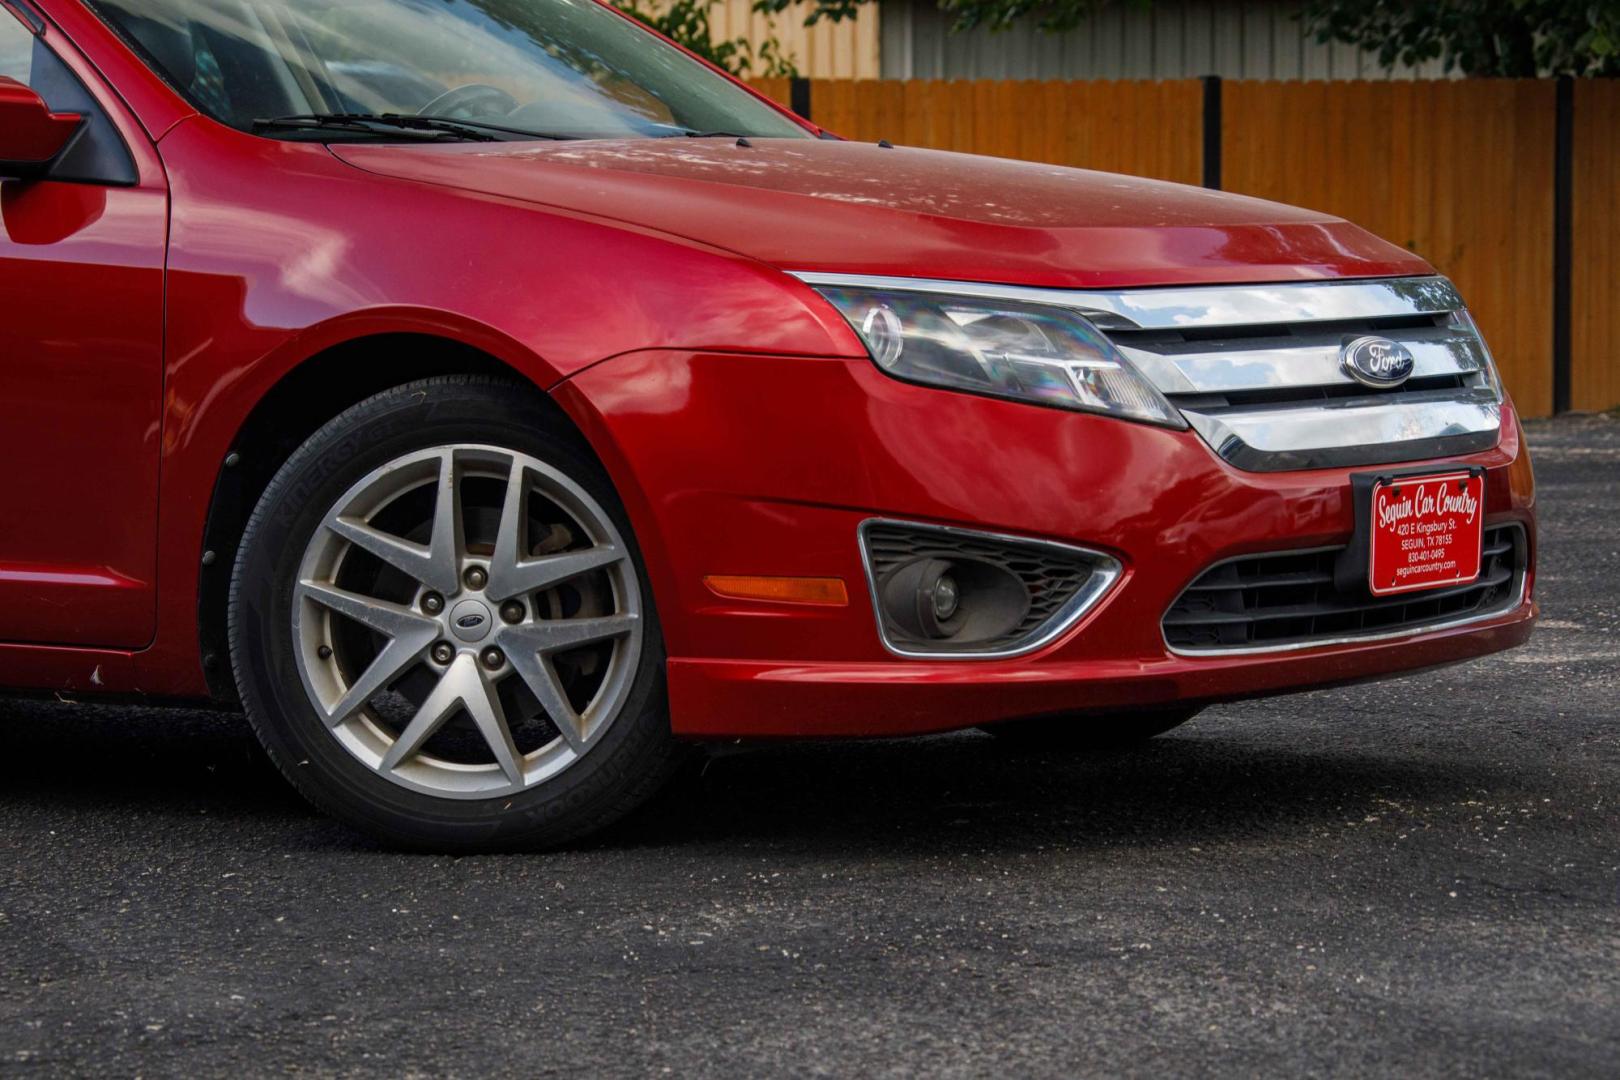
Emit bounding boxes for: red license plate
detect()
[1368,471,1485,595]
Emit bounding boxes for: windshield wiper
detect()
[254,113,572,143]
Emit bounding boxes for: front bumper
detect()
[555,350,1537,738]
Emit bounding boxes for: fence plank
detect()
[796,78,1203,184]
[1223,79,1555,416]
[745,76,792,109]
[1573,79,1620,413]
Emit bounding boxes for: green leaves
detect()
[744,0,1620,77]
[1298,0,1620,77]
[612,0,798,77]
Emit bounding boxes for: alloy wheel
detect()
[291,444,643,799]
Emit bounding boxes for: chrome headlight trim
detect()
[793,271,1466,331]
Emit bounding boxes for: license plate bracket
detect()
[1334,465,1487,597]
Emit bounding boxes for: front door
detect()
[0,4,165,647]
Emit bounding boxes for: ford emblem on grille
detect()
[1341,336,1416,389]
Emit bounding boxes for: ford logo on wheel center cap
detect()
[1341,335,1416,389]
[448,599,493,642]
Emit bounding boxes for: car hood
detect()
[331,138,1430,289]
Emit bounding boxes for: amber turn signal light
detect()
[703,575,849,607]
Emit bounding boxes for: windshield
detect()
[88,0,810,140]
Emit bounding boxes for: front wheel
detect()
[229,376,682,851]
[980,708,1200,749]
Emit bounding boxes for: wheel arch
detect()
[195,332,593,701]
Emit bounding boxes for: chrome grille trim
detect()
[791,272,1465,331]
[1040,276,1465,330]
[792,271,1501,472]
[1115,331,1488,395]
[1183,392,1503,472]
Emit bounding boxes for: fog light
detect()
[930,574,960,621]
[876,555,1031,647]
[879,558,956,640]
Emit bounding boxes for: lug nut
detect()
[432,642,454,665]
[421,592,445,615]
[500,600,526,624]
[480,647,505,670]
[464,566,488,590]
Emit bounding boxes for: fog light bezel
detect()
[858,518,1124,661]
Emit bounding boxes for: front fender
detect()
[134,120,852,694]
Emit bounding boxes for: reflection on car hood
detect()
[330,138,1431,289]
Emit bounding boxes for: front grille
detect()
[1163,524,1524,652]
[1090,279,1503,472]
[860,521,1118,656]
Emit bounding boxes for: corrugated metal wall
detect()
[878,0,1451,80]
[705,0,882,78]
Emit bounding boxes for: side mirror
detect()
[0,77,83,182]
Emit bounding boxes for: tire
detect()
[229,375,683,851]
[980,707,1200,749]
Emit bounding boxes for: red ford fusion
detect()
[1,0,1536,849]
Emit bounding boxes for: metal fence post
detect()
[1202,75,1222,190]
[790,77,813,122]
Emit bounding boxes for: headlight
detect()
[814,285,1185,428]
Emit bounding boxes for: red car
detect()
[1,0,1536,849]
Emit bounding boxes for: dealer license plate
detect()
[1368,471,1486,596]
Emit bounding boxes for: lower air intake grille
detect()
[1163,524,1525,652]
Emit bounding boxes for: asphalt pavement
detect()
[1,415,1616,1077]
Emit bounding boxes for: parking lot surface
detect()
[1,416,1617,1077]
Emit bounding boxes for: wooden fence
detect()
[749,77,1204,183]
[1574,79,1620,413]
[749,76,1620,417]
